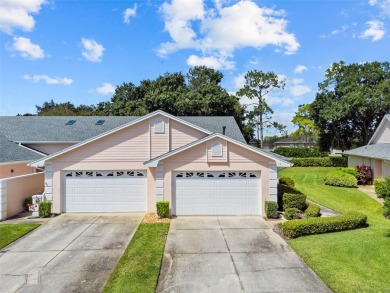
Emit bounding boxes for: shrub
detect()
[281,211,367,238]
[356,165,373,185]
[383,198,390,219]
[374,177,390,198]
[264,201,278,219]
[339,167,360,179]
[277,184,303,211]
[305,203,321,218]
[283,193,307,211]
[284,208,301,220]
[323,171,358,188]
[291,157,347,167]
[23,197,33,211]
[279,176,295,188]
[39,201,52,218]
[273,147,321,158]
[156,201,170,218]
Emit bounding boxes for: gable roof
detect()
[0,134,44,164]
[368,114,390,145]
[343,144,390,161]
[144,133,292,167]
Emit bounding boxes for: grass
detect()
[103,223,170,293]
[280,167,390,293]
[0,224,40,249]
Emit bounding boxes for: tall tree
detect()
[290,104,318,148]
[236,70,286,148]
[35,100,95,116]
[311,61,390,151]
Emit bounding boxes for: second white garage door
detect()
[174,171,261,215]
[63,171,147,212]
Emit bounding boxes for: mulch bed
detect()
[142,212,171,223]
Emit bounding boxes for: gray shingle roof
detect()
[343,144,390,160]
[0,134,44,163]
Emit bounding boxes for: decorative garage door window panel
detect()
[63,170,147,213]
[175,172,257,178]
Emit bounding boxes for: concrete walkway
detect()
[157,216,331,293]
[358,185,384,205]
[0,213,144,293]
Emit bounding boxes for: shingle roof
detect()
[274,137,306,144]
[0,115,245,143]
[343,144,390,161]
[0,134,44,163]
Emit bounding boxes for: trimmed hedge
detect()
[305,203,321,218]
[156,201,170,218]
[39,201,51,218]
[291,157,347,167]
[277,184,303,211]
[283,193,307,211]
[374,177,390,198]
[279,176,295,188]
[324,171,358,188]
[339,167,360,179]
[281,211,367,238]
[383,198,390,219]
[284,208,301,220]
[264,201,278,219]
[273,147,321,158]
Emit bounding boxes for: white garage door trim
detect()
[63,170,147,213]
[174,171,261,216]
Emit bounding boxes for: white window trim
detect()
[155,118,165,133]
[211,141,223,157]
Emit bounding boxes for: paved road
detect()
[157,216,332,293]
[0,213,143,293]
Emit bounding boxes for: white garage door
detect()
[175,171,261,215]
[63,171,147,212]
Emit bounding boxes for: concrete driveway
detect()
[0,213,143,293]
[157,216,332,293]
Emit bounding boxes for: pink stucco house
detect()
[1,111,291,218]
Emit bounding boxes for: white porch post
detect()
[269,162,278,202]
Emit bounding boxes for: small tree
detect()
[291,104,318,148]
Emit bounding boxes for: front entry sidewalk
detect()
[157,216,331,293]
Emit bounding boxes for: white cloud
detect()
[294,65,307,74]
[0,0,46,34]
[123,4,137,24]
[11,36,45,60]
[265,96,294,107]
[288,78,311,97]
[96,82,115,95]
[81,38,105,63]
[368,0,390,16]
[158,0,299,69]
[233,72,246,89]
[359,20,385,41]
[23,74,73,85]
[187,54,235,70]
[369,0,378,5]
[320,24,349,38]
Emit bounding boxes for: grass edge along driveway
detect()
[103,222,170,293]
[0,224,40,250]
[280,167,390,293]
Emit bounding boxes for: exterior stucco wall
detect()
[0,162,36,179]
[206,138,228,163]
[150,115,170,158]
[169,120,206,150]
[383,161,390,177]
[348,156,385,179]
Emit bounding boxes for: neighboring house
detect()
[1,111,291,217]
[274,137,313,149]
[344,114,390,178]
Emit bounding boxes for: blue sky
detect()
[1,0,389,134]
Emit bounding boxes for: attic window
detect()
[155,118,164,133]
[211,141,223,157]
[66,120,76,125]
[96,119,105,125]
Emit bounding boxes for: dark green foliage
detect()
[305,203,321,218]
[264,201,278,219]
[38,201,51,218]
[281,212,367,238]
[23,197,32,210]
[291,157,347,167]
[277,184,303,211]
[324,171,358,188]
[374,177,390,198]
[156,201,170,218]
[339,167,360,179]
[284,208,301,220]
[279,176,295,188]
[383,198,390,219]
[283,193,307,211]
[36,100,95,116]
[273,147,321,158]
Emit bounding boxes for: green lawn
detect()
[103,223,170,293]
[280,167,390,293]
[0,224,40,249]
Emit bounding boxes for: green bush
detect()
[281,211,367,238]
[39,201,51,218]
[383,198,390,219]
[284,208,301,220]
[279,176,295,188]
[324,171,358,188]
[374,177,390,198]
[283,193,307,211]
[291,157,347,167]
[264,201,278,218]
[339,167,360,179]
[156,201,170,218]
[305,203,321,218]
[273,147,321,158]
[277,184,303,211]
[23,197,32,210]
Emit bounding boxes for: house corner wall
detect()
[147,167,156,212]
[44,162,53,204]
[269,163,278,202]
[156,164,164,202]
[0,180,7,220]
